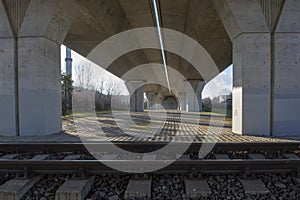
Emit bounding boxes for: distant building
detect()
[218,94,232,103]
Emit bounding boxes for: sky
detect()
[61,45,233,98]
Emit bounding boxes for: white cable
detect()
[152,0,171,94]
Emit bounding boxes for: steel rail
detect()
[0,159,298,174]
[0,142,299,154]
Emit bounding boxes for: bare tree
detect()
[219,88,231,96]
[106,82,117,96]
[97,79,106,95]
[74,61,93,89]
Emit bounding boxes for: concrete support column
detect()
[18,37,62,136]
[0,0,75,136]
[155,93,164,110]
[126,81,145,112]
[185,80,205,112]
[146,93,157,110]
[232,33,271,135]
[0,37,17,136]
[178,92,186,111]
[0,1,17,136]
[214,0,271,135]
[272,0,300,136]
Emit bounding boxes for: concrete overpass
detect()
[0,0,299,137]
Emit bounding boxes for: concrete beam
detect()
[213,0,269,40]
[0,1,13,37]
[19,0,76,43]
[276,0,300,33]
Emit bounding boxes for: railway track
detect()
[0,142,299,199]
[0,142,299,174]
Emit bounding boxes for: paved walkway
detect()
[0,111,299,143]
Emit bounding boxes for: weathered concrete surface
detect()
[0,0,75,136]
[272,0,300,136]
[185,80,205,112]
[178,92,186,111]
[18,37,62,136]
[125,179,151,199]
[215,0,300,136]
[184,178,211,198]
[0,1,16,136]
[126,81,145,112]
[1,0,300,137]
[146,92,157,110]
[232,33,271,136]
[213,0,269,40]
[215,1,271,136]
[55,177,94,200]
[65,0,231,96]
[0,176,42,200]
[0,38,16,136]
[240,179,269,195]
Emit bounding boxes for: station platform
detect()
[0,111,299,143]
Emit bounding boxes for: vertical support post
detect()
[185,80,205,112]
[146,93,157,110]
[126,81,145,112]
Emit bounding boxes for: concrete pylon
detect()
[155,93,164,110]
[146,92,157,110]
[178,92,186,111]
[185,80,206,112]
[0,0,75,136]
[0,1,16,136]
[125,81,146,112]
[213,0,272,136]
[272,0,300,136]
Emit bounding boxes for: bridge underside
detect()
[0,0,300,137]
